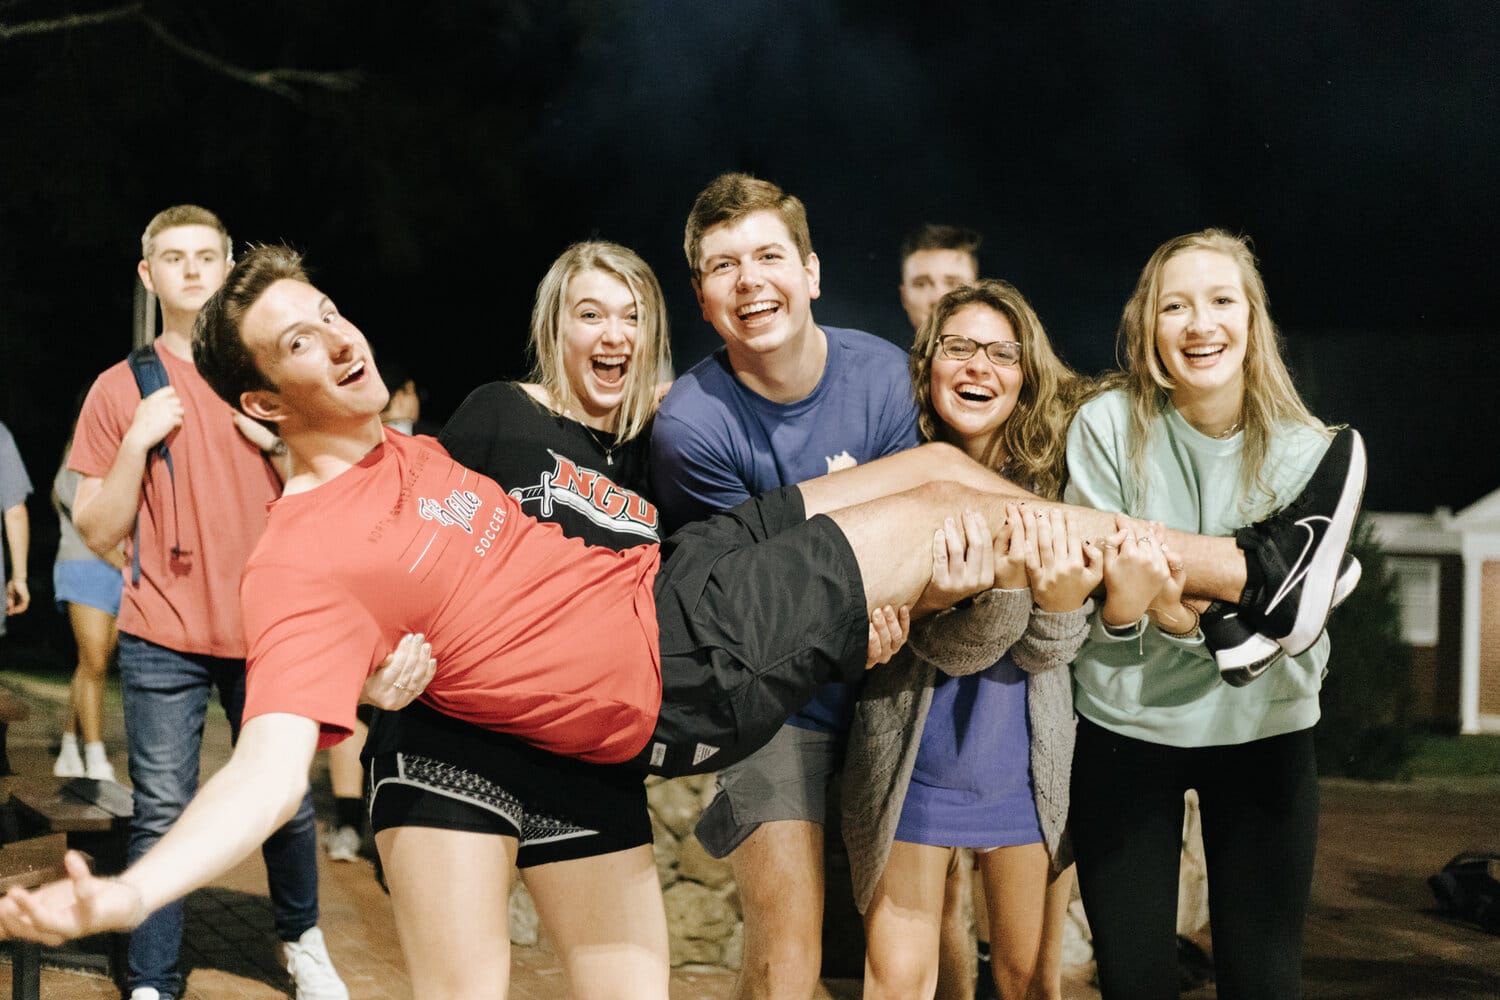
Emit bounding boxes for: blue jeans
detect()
[120,633,320,998]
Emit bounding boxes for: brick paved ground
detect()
[1,671,1496,998]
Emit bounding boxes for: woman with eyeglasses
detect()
[844,279,1128,1000]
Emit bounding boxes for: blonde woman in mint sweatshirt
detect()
[1065,229,1340,1000]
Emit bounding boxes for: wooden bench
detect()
[0,833,68,1000]
[6,776,131,874]
[2,777,133,992]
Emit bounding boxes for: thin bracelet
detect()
[1154,603,1201,639]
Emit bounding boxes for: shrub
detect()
[1316,515,1417,779]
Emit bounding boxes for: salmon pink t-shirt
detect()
[239,430,663,762]
[69,342,282,657]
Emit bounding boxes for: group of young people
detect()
[0,174,1363,1000]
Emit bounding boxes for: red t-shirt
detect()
[240,430,664,762]
[69,342,282,657]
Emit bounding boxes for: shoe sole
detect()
[1221,650,1283,686]
[1214,617,1284,672]
[1268,431,1367,657]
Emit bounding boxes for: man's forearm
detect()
[72,443,153,557]
[2,504,27,583]
[119,714,317,917]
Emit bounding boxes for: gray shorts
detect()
[694,723,842,858]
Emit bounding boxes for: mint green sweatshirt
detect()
[1064,389,1330,747]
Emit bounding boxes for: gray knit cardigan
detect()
[841,588,1091,915]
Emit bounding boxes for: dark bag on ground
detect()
[1429,851,1500,933]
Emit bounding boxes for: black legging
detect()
[1070,717,1319,1000]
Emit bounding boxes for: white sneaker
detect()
[54,735,85,778]
[284,926,349,1000]
[84,742,117,782]
[321,825,362,863]
[129,989,162,1000]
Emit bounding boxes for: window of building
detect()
[1388,556,1440,646]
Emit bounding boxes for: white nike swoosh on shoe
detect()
[1261,515,1328,617]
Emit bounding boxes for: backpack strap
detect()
[126,344,175,585]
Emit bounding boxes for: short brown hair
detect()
[192,243,308,415]
[141,205,232,259]
[900,224,982,272]
[683,172,812,276]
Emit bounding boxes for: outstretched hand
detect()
[360,633,437,710]
[0,851,145,945]
[865,605,911,669]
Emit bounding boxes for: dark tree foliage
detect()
[1317,515,1416,779]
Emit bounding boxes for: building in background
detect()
[1370,489,1500,734]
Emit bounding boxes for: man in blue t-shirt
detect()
[652,172,919,999]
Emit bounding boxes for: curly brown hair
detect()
[910,279,1082,500]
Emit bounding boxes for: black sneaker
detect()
[1235,429,1366,657]
[1208,555,1360,686]
[1202,601,1285,686]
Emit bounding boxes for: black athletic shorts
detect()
[637,486,869,778]
[364,702,650,868]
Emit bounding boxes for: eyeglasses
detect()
[935,335,1022,367]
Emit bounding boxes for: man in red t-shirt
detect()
[0,245,1363,995]
[65,208,347,1000]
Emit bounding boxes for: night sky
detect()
[2,1,1496,544]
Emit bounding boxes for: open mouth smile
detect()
[1182,344,1226,364]
[591,354,629,388]
[337,361,367,386]
[736,301,780,324]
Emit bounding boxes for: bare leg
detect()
[326,720,366,800]
[525,844,670,1000]
[976,845,1071,1000]
[863,840,951,1000]
[935,851,975,1000]
[732,821,825,1000]
[798,443,1247,605]
[971,859,992,994]
[378,825,517,998]
[67,602,117,745]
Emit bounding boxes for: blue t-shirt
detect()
[651,325,919,732]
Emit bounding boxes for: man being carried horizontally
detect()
[0,246,1364,994]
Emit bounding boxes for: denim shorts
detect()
[53,558,123,616]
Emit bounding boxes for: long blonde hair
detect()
[911,280,1081,500]
[1114,229,1329,514]
[527,241,673,443]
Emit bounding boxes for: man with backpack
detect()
[67,206,347,1000]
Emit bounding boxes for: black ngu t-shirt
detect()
[439,381,658,551]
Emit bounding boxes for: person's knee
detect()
[990,954,1055,1000]
[866,941,938,999]
[736,940,822,995]
[737,904,822,991]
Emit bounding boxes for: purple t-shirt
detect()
[651,326,919,732]
[894,651,1042,848]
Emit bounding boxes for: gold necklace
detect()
[1212,419,1243,439]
